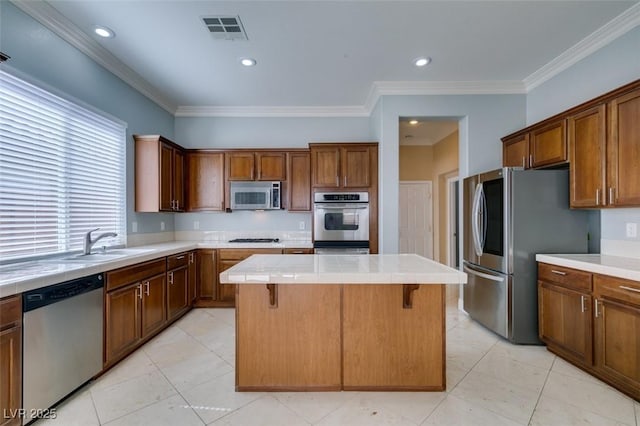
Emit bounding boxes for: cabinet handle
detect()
[580,295,586,313]
[137,283,143,299]
[551,270,567,276]
[595,189,600,206]
[169,271,174,285]
[522,156,526,168]
[336,176,339,187]
[344,176,347,187]
[176,255,185,260]
[403,284,420,309]
[144,281,150,296]
[619,285,640,294]
[291,250,304,254]
[266,284,278,308]
[529,154,533,168]
[189,253,194,263]
[609,187,615,205]
[594,299,601,318]
[251,169,255,180]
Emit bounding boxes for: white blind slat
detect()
[0,70,126,261]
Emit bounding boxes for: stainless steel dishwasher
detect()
[22,273,104,423]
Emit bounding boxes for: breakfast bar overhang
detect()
[219,254,467,391]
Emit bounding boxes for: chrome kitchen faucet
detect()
[83,228,117,255]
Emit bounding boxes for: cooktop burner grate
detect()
[228,238,280,243]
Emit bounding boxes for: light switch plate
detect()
[299,221,305,230]
[160,221,165,231]
[626,222,637,238]
[132,221,138,233]
[194,221,200,230]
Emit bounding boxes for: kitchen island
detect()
[219,254,467,391]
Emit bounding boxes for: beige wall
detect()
[399,146,433,181]
[398,130,459,266]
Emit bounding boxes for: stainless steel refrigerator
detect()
[463,167,589,344]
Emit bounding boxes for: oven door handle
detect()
[314,205,369,210]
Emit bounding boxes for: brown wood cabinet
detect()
[310,143,375,189]
[217,248,283,306]
[195,249,217,307]
[188,251,197,304]
[134,135,185,212]
[538,263,593,365]
[105,259,167,367]
[167,252,190,321]
[283,248,314,254]
[287,151,311,211]
[186,152,224,211]
[538,262,640,401]
[0,295,21,426]
[502,120,567,169]
[226,151,286,181]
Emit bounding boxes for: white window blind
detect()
[0,70,126,260]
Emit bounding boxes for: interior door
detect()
[398,182,433,258]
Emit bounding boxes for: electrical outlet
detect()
[626,222,637,238]
[299,221,305,230]
[131,221,138,233]
[160,221,165,231]
[194,221,200,230]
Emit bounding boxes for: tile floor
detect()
[39,306,639,426]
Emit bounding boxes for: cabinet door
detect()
[173,148,185,211]
[167,266,189,321]
[503,134,529,168]
[311,146,340,188]
[538,281,593,365]
[218,260,238,302]
[341,146,370,188]
[141,273,166,338]
[105,283,142,365]
[287,151,311,211]
[283,248,314,254]
[530,120,567,168]
[159,142,174,211]
[197,249,217,300]
[569,105,606,208]
[188,251,197,304]
[0,326,21,426]
[186,152,224,211]
[608,88,640,206]
[343,284,445,389]
[256,152,286,181]
[227,152,255,180]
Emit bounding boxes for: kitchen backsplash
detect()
[174,230,311,242]
[127,231,175,247]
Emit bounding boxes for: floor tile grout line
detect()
[526,353,556,425]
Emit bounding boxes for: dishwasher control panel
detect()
[23,273,103,312]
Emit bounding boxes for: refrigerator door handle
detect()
[480,185,488,249]
[471,183,484,257]
[463,263,505,283]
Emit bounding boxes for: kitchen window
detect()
[0,70,126,261]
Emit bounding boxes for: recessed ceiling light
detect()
[94,26,115,38]
[414,57,431,67]
[409,120,419,125]
[240,58,256,67]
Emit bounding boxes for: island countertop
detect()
[219,254,467,284]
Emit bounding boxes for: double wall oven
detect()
[313,192,370,254]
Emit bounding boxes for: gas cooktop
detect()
[228,238,280,243]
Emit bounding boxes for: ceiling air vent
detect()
[202,16,248,41]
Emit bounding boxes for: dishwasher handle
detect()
[23,273,104,312]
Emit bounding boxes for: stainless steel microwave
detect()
[230,181,281,210]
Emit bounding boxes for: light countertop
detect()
[0,240,313,298]
[536,254,640,282]
[219,254,468,285]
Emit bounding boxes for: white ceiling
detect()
[26,1,640,113]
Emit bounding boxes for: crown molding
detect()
[11,0,177,114]
[175,105,370,117]
[524,2,640,91]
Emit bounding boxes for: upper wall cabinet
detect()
[570,87,640,208]
[310,143,376,189]
[186,151,224,211]
[226,151,286,181]
[287,151,311,211]
[502,119,567,169]
[134,135,185,212]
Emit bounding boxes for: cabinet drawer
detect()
[167,252,189,270]
[107,259,166,291]
[538,263,592,292]
[0,294,21,329]
[219,248,282,260]
[595,274,640,306]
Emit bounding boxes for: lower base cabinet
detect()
[0,295,21,426]
[195,249,218,307]
[539,262,640,401]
